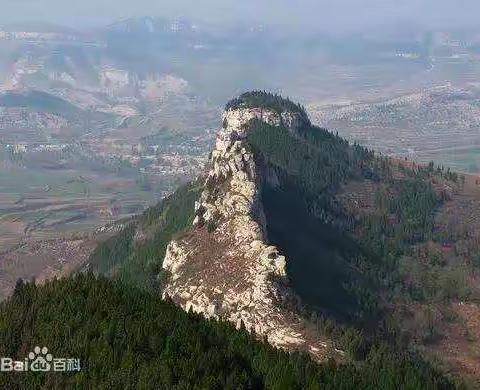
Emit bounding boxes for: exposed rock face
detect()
[162,105,337,360]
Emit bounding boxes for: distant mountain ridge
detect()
[0,90,80,116]
[104,17,194,36]
[0,22,79,34]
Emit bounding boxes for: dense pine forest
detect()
[0,274,454,389]
[244,113,467,310]
[246,119,379,321]
[225,91,308,118]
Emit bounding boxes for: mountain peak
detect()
[162,92,338,360]
[194,91,310,228]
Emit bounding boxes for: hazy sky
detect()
[2,0,480,32]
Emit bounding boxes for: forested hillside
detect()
[244,100,473,330]
[0,274,453,389]
[246,119,379,321]
[88,180,203,291]
[246,114,455,317]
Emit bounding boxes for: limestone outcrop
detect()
[162,104,339,360]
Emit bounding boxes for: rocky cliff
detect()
[162,102,340,360]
